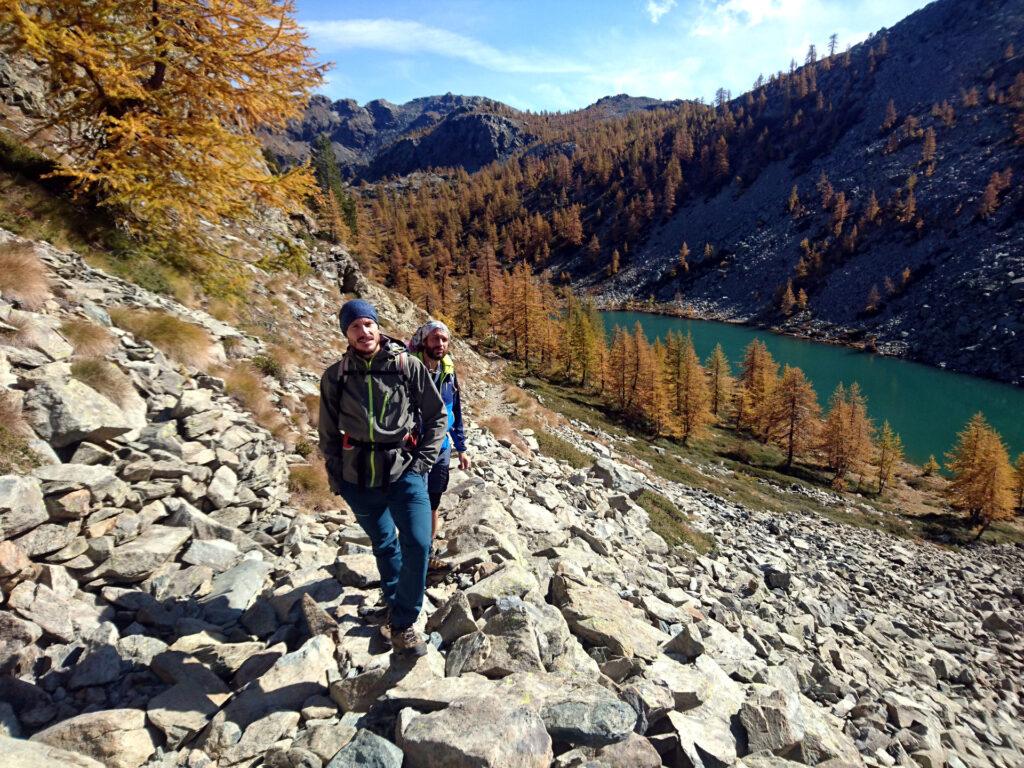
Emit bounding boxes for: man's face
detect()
[346,317,380,356]
[424,328,449,361]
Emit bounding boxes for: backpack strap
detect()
[336,355,350,413]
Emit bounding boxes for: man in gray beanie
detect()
[319,299,446,656]
[408,319,470,571]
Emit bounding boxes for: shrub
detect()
[481,414,529,453]
[0,393,38,473]
[0,313,31,346]
[110,307,212,369]
[60,318,114,357]
[252,353,284,380]
[71,358,133,406]
[303,394,321,429]
[0,241,51,309]
[207,297,239,324]
[294,439,314,458]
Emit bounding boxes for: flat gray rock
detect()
[30,708,157,768]
[397,695,552,768]
[23,378,131,448]
[88,525,192,583]
[0,734,104,768]
[326,729,403,768]
[0,475,47,538]
[199,558,273,626]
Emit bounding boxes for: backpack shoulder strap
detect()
[398,351,413,400]
[336,356,350,413]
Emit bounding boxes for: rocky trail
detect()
[1,231,1022,768]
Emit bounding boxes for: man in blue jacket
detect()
[408,320,470,571]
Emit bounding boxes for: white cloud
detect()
[646,0,677,24]
[694,0,807,37]
[304,18,588,75]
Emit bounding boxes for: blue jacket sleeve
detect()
[450,372,467,453]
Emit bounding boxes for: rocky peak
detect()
[262,92,519,179]
[367,111,536,180]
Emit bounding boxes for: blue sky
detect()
[298,0,933,112]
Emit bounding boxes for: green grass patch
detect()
[635,489,716,557]
[533,429,591,469]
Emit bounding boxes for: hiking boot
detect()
[389,624,427,657]
[358,603,391,625]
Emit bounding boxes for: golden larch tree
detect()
[821,382,875,488]
[945,413,1015,537]
[706,344,734,421]
[675,334,713,445]
[780,280,797,316]
[735,339,779,440]
[765,365,821,468]
[678,242,691,273]
[1013,453,1024,512]
[643,340,676,437]
[876,421,904,493]
[2,0,325,249]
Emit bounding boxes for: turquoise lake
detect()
[602,311,1024,466]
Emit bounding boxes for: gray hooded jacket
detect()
[318,335,446,489]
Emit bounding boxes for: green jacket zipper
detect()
[364,355,376,486]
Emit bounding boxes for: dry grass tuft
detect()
[288,458,337,512]
[71,358,133,406]
[110,307,212,369]
[302,394,321,429]
[481,414,529,453]
[0,241,51,309]
[0,392,38,473]
[207,297,239,324]
[0,313,32,347]
[61,318,114,357]
[220,361,295,445]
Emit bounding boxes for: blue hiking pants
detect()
[337,469,431,629]
[425,444,452,512]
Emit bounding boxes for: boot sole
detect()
[393,644,428,657]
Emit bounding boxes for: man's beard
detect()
[425,346,444,361]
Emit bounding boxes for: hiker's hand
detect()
[458,452,471,470]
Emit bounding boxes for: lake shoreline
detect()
[595,298,1020,389]
[599,308,1024,465]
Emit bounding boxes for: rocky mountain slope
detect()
[590,0,1024,384]
[261,93,534,181]
[1,229,1022,768]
